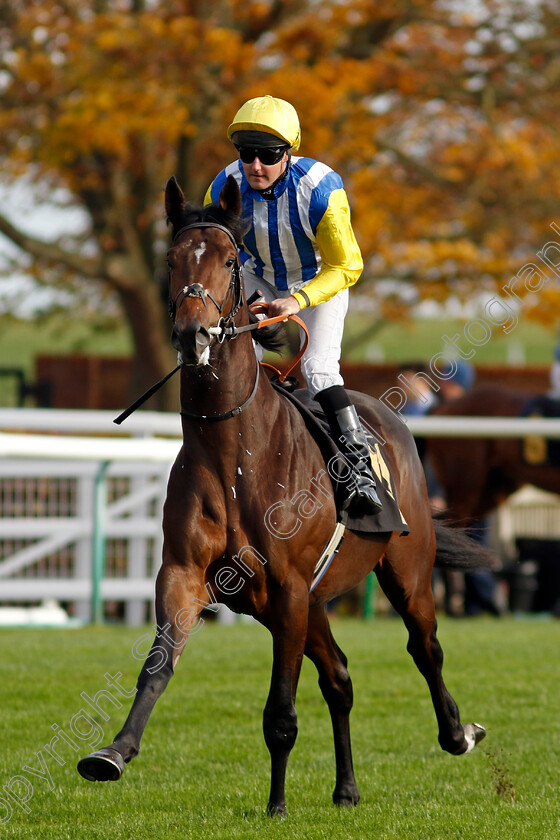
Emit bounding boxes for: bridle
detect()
[114,220,309,426]
[167,222,243,340]
[168,220,263,422]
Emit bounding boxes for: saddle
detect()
[270,381,408,535]
[520,394,560,467]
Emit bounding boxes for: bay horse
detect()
[77,175,486,816]
[427,384,560,523]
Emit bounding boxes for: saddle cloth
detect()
[520,395,560,466]
[271,382,409,535]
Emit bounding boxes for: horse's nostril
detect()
[173,322,211,364]
[195,326,211,350]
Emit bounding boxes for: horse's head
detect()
[165,175,244,366]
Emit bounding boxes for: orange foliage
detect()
[0,0,559,353]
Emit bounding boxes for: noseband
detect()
[167,222,243,338]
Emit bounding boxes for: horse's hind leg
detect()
[376,544,485,756]
[305,604,360,807]
[77,564,205,782]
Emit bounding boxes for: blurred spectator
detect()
[549,326,560,397]
[400,359,502,617]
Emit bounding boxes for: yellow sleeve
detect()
[203,183,213,206]
[291,188,363,309]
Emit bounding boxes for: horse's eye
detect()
[225,258,235,268]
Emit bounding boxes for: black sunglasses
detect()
[235,145,287,165]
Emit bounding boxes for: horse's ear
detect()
[219,175,241,217]
[165,176,186,228]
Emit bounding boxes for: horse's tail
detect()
[433,520,495,570]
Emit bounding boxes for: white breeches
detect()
[243,271,348,398]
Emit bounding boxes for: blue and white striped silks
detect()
[205,157,344,293]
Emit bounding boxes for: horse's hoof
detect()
[333,794,360,808]
[462,722,486,753]
[266,802,287,818]
[333,786,360,807]
[77,747,125,782]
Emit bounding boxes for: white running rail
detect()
[1,409,559,625]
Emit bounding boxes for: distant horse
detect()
[427,384,560,523]
[77,175,486,816]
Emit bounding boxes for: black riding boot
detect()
[316,386,383,517]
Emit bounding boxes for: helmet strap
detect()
[258,153,291,201]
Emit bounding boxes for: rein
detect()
[113,217,309,425]
[113,305,308,425]
[247,303,309,384]
[179,358,261,422]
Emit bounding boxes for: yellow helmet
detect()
[227,95,301,151]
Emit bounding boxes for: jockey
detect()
[205,95,382,517]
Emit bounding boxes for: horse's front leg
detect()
[305,604,359,807]
[262,584,309,817]
[77,562,207,782]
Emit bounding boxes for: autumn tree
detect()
[0,0,559,405]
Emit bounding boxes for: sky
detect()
[0,178,90,316]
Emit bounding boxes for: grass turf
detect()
[0,616,558,839]
[342,314,557,365]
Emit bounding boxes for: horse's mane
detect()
[170,200,286,354]
[178,200,248,246]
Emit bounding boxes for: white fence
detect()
[496,484,560,550]
[1,409,560,625]
[0,456,172,625]
[0,410,179,625]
